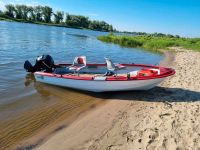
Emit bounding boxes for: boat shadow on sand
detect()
[25,74,200,103]
[103,87,200,103]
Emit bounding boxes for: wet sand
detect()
[0,75,110,150]
[35,48,200,150]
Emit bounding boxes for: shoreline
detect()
[33,48,200,150]
[97,34,200,52]
[0,84,110,150]
[159,49,175,67]
[0,18,110,33]
[14,98,107,150]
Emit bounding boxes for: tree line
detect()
[0,4,114,32]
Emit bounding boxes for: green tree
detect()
[34,6,43,22]
[21,5,29,20]
[4,4,15,18]
[15,5,23,19]
[65,14,77,26]
[89,20,101,30]
[88,20,113,31]
[15,5,30,20]
[0,10,3,17]
[42,6,52,23]
[65,13,70,24]
[108,25,113,31]
[2,4,114,32]
[78,15,89,28]
[53,11,64,24]
[28,6,35,21]
[65,14,89,28]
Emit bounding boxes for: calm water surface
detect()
[0,21,163,149]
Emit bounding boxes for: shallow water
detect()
[0,75,109,149]
[0,21,163,149]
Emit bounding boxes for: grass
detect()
[97,34,200,52]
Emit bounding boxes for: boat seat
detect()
[68,56,87,74]
[105,58,126,75]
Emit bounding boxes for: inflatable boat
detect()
[24,55,175,92]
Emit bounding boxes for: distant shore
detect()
[97,34,200,52]
[0,17,108,32]
[31,48,200,150]
[0,4,114,32]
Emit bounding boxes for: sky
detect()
[0,0,200,37]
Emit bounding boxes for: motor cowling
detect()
[24,55,55,73]
[24,60,34,72]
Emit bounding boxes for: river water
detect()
[0,21,163,149]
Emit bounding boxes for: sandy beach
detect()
[32,48,200,150]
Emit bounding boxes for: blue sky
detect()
[1,0,200,37]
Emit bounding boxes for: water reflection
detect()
[24,73,109,100]
[24,73,36,87]
[65,33,89,38]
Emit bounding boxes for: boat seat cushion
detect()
[69,66,86,72]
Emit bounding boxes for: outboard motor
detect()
[24,55,55,73]
[24,60,34,72]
